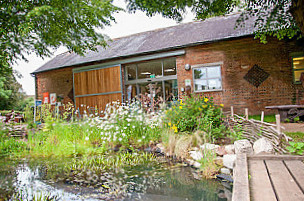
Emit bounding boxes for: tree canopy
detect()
[126,0,304,43]
[0,0,121,74]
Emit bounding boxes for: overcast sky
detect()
[13,1,194,95]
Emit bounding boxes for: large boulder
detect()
[189,150,203,161]
[253,137,274,154]
[224,144,235,154]
[223,154,236,169]
[234,139,253,154]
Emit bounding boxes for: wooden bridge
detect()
[232,154,304,201]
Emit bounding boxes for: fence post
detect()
[276,114,281,134]
[245,108,249,120]
[261,111,264,123]
[231,106,234,120]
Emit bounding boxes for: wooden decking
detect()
[232,154,304,201]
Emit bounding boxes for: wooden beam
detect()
[232,153,250,201]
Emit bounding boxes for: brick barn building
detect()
[32,14,304,115]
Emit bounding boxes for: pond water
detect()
[0,157,231,201]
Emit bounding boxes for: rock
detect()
[234,139,253,154]
[193,161,201,169]
[216,146,227,156]
[224,144,235,154]
[214,157,223,166]
[216,174,234,183]
[223,154,236,169]
[221,168,231,175]
[156,143,165,153]
[200,143,220,151]
[253,137,274,154]
[189,150,203,161]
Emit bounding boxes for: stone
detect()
[193,161,201,169]
[200,143,220,151]
[221,168,231,175]
[216,146,227,156]
[189,150,203,161]
[214,157,223,166]
[224,144,235,154]
[253,137,274,154]
[234,139,253,154]
[156,143,165,153]
[223,154,236,169]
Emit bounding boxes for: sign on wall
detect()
[50,93,57,105]
[43,92,49,104]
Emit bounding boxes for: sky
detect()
[13,1,194,95]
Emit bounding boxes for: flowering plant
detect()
[164,95,226,141]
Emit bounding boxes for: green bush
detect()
[0,138,27,156]
[164,96,226,141]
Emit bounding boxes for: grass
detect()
[286,132,304,143]
[249,114,276,123]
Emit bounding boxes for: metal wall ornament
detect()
[243,64,270,87]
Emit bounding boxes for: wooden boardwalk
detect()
[232,154,304,201]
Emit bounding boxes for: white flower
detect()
[85,137,89,141]
[137,139,142,142]
[118,137,122,141]
[122,133,126,137]
[142,136,145,139]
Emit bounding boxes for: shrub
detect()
[164,95,226,142]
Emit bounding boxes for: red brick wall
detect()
[35,67,74,104]
[177,37,304,115]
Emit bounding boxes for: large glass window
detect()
[293,56,304,83]
[124,57,177,101]
[193,65,222,92]
[137,61,162,79]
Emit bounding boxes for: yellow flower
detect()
[198,107,202,111]
[179,106,183,109]
[220,104,224,107]
[172,125,178,133]
[168,122,172,126]
[203,105,207,108]
[204,98,209,102]
[180,100,184,105]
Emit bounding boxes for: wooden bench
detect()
[265,105,304,122]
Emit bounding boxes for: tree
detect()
[0,0,121,74]
[126,0,304,42]
[0,72,24,110]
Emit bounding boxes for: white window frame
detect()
[192,62,223,92]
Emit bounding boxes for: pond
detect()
[0,157,231,201]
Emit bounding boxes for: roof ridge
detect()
[111,13,241,41]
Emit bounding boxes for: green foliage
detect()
[164,96,226,141]
[286,141,304,155]
[126,0,303,42]
[0,72,25,111]
[0,138,27,157]
[0,0,121,67]
[286,132,304,143]
[198,149,219,178]
[249,114,276,123]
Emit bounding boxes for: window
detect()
[193,65,222,92]
[124,58,178,101]
[293,56,304,83]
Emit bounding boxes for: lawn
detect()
[249,114,276,123]
[286,132,304,143]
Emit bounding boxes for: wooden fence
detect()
[225,107,292,154]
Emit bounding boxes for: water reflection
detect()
[0,158,232,201]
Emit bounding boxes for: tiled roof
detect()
[32,14,254,74]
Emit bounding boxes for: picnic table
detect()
[265,105,304,122]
